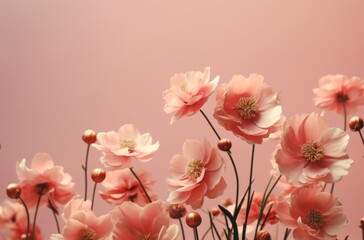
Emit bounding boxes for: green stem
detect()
[83,144,91,201]
[243,144,255,239]
[91,182,97,210]
[129,167,152,203]
[19,197,30,240]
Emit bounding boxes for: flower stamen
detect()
[186,159,204,182]
[237,97,258,120]
[301,141,324,163]
[306,209,324,229]
[80,229,96,240]
[336,92,348,103]
[120,138,137,152]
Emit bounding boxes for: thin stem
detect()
[283,228,291,240]
[91,182,97,210]
[199,110,221,140]
[129,167,152,203]
[358,130,364,146]
[330,183,335,194]
[178,218,186,240]
[83,144,91,201]
[48,200,60,234]
[32,185,45,240]
[243,144,255,238]
[19,197,30,240]
[342,102,347,131]
[193,227,200,240]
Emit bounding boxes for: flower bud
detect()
[217,138,232,152]
[256,230,272,240]
[211,207,220,217]
[169,204,187,219]
[221,198,233,207]
[91,168,106,183]
[186,211,202,228]
[6,183,21,199]
[349,116,363,132]
[82,129,97,144]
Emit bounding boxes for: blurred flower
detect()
[214,74,285,144]
[16,153,75,209]
[166,139,226,209]
[93,124,159,169]
[110,200,179,240]
[100,168,156,206]
[274,113,353,186]
[313,74,364,115]
[163,67,219,124]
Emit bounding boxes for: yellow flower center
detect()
[306,209,324,229]
[80,229,96,240]
[237,97,258,120]
[120,138,137,152]
[186,159,204,182]
[301,141,325,163]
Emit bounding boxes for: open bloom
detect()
[100,168,156,206]
[276,185,347,239]
[93,124,159,169]
[274,113,353,187]
[166,139,226,209]
[313,74,364,115]
[214,74,285,144]
[163,67,219,124]
[110,200,179,240]
[16,153,75,209]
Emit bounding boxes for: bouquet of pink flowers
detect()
[1,67,363,240]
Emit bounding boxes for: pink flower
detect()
[276,186,347,239]
[214,74,285,144]
[313,74,364,115]
[166,139,226,209]
[100,168,157,206]
[16,153,75,209]
[274,113,353,187]
[110,200,179,240]
[163,67,219,124]
[93,124,159,169]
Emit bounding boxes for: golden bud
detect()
[6,183,21,199]
[82,129,97,145]
[169,204,187,219]
[186,211,202,228]
[211,207,220,217]
[217,138,232,152]
[91,168,106,183]
[256,230,272,240]
[221,198,233,207]
[349,116,363,132]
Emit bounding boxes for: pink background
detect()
[1,1,363,239]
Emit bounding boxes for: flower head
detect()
[313,75,364,115]
[214,74,285,144]
[93,124,159,169]
[166,139,226,209]
[163,67,219,124]
[274,113,353,186]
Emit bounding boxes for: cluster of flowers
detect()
[1,67,364,240]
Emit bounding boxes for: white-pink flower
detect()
[110,200,179,240]
[100,168,156,206]
[16,153,75,209]
[166,139,226,209]
[274,113,353,187]
[163,67,219,124]
[214,74,285,144]
[93,124,159,169]
[313,74,364,115]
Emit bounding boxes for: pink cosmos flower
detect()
[276,185,347,239]
[274,113,353,187]
[163,67,219,124]
[16,153,75,209]
[166,139,226,209]
[214,74,285,144]
[100,168,157,206]
[110,200,179,240]
[93,124,159,169]
[313,74,364,115]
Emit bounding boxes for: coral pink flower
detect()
[93,124,159,169]
[274,113,353,187]
[276,185,347,239]
[163,67,219,124]
[214,74,284,144]
[100,168,156,206]
[166,139,226,209]
[313,74,364,115]
[110,200,179,240]
[16,153,75,209]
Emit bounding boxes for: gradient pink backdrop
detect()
[1,1,363,239]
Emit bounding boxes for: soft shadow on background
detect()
[0,1,363,239]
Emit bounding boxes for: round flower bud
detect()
[221,198,233,207]
[82,129,97,144]
[217,138,232,152]
[349,116,363,132]
[211,207,220,217]
[6,183,21,199]
[169,204,187,219]
[256,230,272,240]
[186,211,202,228]
[91,168,106,183]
